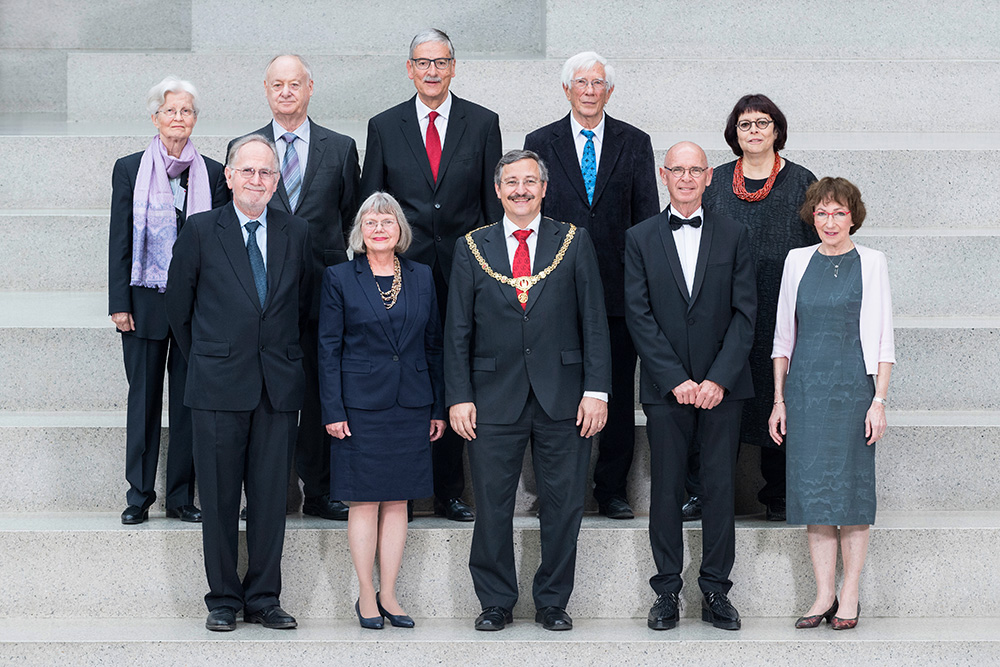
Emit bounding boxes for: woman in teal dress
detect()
[768,178,895,631]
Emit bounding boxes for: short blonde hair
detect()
[348,192,413,254]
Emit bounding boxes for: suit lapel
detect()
[552,115,591,208]
[591,116,623,207]
[263,214,288,312]
[396,258,419,347]
[435,97,467,188]
[656,209,691,304]
[523,218,560,315]
[218,205,263,312]
[356,255,399,352]
[399,97,436,190]
[688,211,715,308]
[481,224,523,313]
[296,118,326,208]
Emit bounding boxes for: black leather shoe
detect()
[377,592,415,628]
[303,494,349,521]
[244,605,297,629]
[702,592,741,630]
[766,498,786,522]
[166,505,202,523]
[647,592,680,630]
[598,497,635,520]
[535,606,573,631]
[121,505,149,525]
[681,496,702,521]
[434,497,475,522]
[355,599,384,629]
[474,606,512,631]
[205,607,236,632]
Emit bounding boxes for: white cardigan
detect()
[771,243,895,376]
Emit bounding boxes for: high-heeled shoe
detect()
[355,599,384,629]
[377,592,415,628]
[831,602,860,630]
[794,598,838,628]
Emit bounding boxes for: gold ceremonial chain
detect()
[375,256,402,309]
[464,223,577,303]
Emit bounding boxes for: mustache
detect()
[421,75,442,83]
[507,194,534,202]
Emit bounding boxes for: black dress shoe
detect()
[702,592,741,630]
[244,605,297,629]
[434,497,475,522]
[598,497,635,520]
[681,496,702,521]
[303,494,349,521]
[240,507,247,521]
[535,606,573,631]
[647,592,680,630]
[377,592,415,628]
[121,505,149,525]
[765,498,786,522]
[407,499,414,523]
[166,505,202,523]
[474,606,512,631]
[205,607,237,632]
[355,599,384,629]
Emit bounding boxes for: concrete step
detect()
[0,211,106,291]
[65,54,1000,133]
[0,511,996,620]
[1,617,998,666]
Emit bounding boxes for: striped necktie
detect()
[281,132,301,211]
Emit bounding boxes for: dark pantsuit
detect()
[122,333,194,509]
[646,399,743,596]
[193,386,297,614]
[468,391,591,611]
[294,320,330,500]
[593,315,637,504]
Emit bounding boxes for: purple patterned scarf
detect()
[130,136,212,291]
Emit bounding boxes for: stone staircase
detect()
[2,1,1000,664]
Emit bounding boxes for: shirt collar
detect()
[272,117,310,142]
[569,112,606,143]
[233,202,268,228]
[667,204,704,222]
[415,93,452,121]
[503,213,541,238]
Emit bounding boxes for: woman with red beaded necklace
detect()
[696,94,818,525]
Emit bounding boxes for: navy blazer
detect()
[317,255,444,425]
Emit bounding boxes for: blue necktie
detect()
[581,129,597,205]
[281,132,301,212]
[245,220,267,307]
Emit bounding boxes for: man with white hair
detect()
[524,51,660,521]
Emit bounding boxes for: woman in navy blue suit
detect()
[318,192,445,629]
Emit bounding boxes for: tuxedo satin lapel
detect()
[552,117,590,207]
[522,218,560,316]
[396,259,420,347]
[297,119,326,204]
[356,256,398,351]
[481,225,524,313]
[688,212,715,308]
[591,119,623,207]
[435,100,467,188]
[217,207,263,312]
[400,101,436,190]
[263,216,288,312]
[656,212,691,304]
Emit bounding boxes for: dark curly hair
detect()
[800,177,867,234]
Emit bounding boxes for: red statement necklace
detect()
[732,151,781,202]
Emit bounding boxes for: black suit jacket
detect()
[229,118,361,319]
[523,114,659,317]
[360,94,503,285]
[108,151,229,339]
[165,204,312,412]
[445,218,611,424]
[624,207,757,404]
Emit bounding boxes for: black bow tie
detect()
[669,214,702,230]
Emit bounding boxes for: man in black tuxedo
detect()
[166,135,310,632]
[361,28,502,522]
[523,51,659,520]
[445,150,611,632]
[229,54,360,521]
[624,142,756,632]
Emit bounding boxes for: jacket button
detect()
[435,235,442,242]
[688,318,695,325]
[591,212,596,217]
[259,346,266,352]
[525,348,531,355]
[434,203,441,210]
[523,315,529,322]
[392,355,399,361]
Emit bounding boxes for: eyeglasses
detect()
[662,166,707,178]
[570,78,608,92]
[410,58,454,71]
[501,177,541,188]
[156,107,195,118]
[813,210,850,221]
[362,219,398,230]
[736,118,773,132]
[232,167,278,181]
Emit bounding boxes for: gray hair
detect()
[146,76,200,116]
[348,191,413,255]
[493,149,549,186]
[226,134,279,172]
[560,51,615,90]
[265,54,314,82]
[409,28,455,59]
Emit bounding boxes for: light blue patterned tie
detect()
[281,132,301,212]
[245,220,267,307]
[580,129,597,205]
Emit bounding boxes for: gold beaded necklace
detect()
[375,256,402,309]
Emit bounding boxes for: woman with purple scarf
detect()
[108,76,228,525]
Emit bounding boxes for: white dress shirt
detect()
[668,205,704,297]
[416,93,452,150]
[569,112,606,169]
[235,203,268,270]
[501,214,607,403]
[272,117,310,178]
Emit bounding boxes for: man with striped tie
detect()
[229,54,361,521]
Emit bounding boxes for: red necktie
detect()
[426,110,442,182]
[512,229,533,309]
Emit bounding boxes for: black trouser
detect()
[592,316,637,505]
[758,446,786,504]
[432,262,465,501]
[292,319,331,500]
